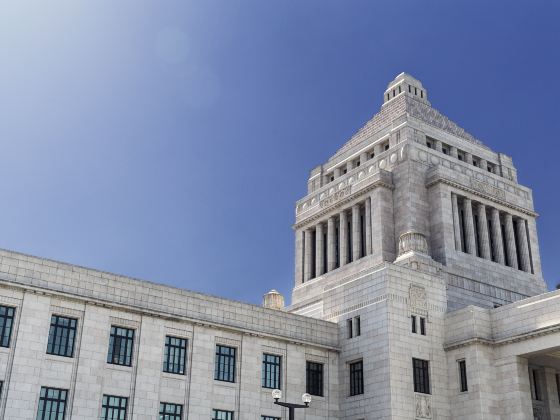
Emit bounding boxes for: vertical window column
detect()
[490,208,505,264]
[315,223,324,277]
[515,217,531,272]
[352,204,361,261]
[327,217,336,272]
[462,198,477,255]
[339,210,349,266]
[503,213,518,269]
[451,193,462,251]
[476,203,491,260]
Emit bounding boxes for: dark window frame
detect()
[101,395,128,420]
[412,358,431,394]
[262,353,282,389]
[163,336,187,375]
[420,317,426,336]
[458,359,468,392]
[349,360,364,396]
[0,305,15,348]
[159,402,183,420]
[411,315,417,334]
[47,315,78,358]
[354,316,361,337]
[37,387,68,420]
[212,409,234,420]
[215,345,236,383]
[107,326,135,367]
[306,361,324,397]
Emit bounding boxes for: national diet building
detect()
[0,73,558,420]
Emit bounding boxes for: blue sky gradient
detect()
[1,1,559,304]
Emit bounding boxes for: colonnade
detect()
[301,198,373,282]
[451,193,533,273]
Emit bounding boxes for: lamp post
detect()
[271,389,311,420]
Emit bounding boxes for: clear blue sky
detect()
[1,1,559,304]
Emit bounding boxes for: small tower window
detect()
[415,87,418,95]
[421,90,423,98]
[330,176,334,182]
[408,85,411,93]
[387,93,390,101]
[370,152,375,159]
[399,86,402,93]
[426,141,432,149]
[393,89,396,97]
[442,147,448,155]
[384,143,389,151]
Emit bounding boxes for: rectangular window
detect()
[107,326,135,366]
[458,360,468,392]
[0,381,3,398]
[0,305,15,348]
[349,360,364,396]
[262,354,282,389]
[215,345,236,382]
[556,373,560,404]
[212,409,233,420]
[413,358,431,394]
[354,316,361,337]
[163,336,187,375]
[159,402,183,420]
[47,315,77,358]
[347,319,353,339]
[420,317,426,336]
[306,361,324,397]
[101,395,128,420]
[532,369,541,401]
[411,315,417,333]
[36,387,68,420]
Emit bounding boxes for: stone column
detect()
[435,140,443,152]
[294,229,304,284]
[450,146,458,158]
[365,197,372,255]
[370,187,396,262]
[504,213,518,269]
[462,198,477,255]
[315,223,324,276]
[496,356,533,420]
[304,228,313,281]
[479,158,488,171]
[346,160,354,173]
[360,152,368,166]
[451,193,462,251]
[327,217,336,272]
[515,218,531,272]
[352,204,361,261]
[333,167,341,179]
[477,203,491,259]
[339,210,348,266]
[465,152,473,164]
[490,208,505,264]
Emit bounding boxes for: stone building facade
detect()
[0,73,559,419]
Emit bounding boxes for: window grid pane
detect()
[101,395,128,420]
[159,402,183,420]
[0,305,15,348]
[413,358,431,394]
[262,354,281,389]
[349,360,363,396]
[306,361,324,397]
[107,326,135,367]
[47,315,77,358]
[36,387,68,420]
[214,345,236,382]
[212,409,234,420]
[163,336,187,375]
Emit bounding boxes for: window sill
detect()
[106,363,133,372]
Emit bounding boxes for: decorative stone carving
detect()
[533,405,544,420]
[470,178,506,200]
[319,186,351,209]
[415,393,432,419]
[398,231,429,256]
[409,284,428,311]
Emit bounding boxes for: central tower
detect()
[288,73,547,419]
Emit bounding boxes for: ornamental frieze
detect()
[470,178,506,200]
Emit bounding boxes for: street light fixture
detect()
[271,389,311,420]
